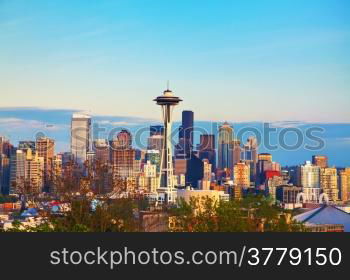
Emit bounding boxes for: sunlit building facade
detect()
[71,114,91,165]
[320,167,338,202]
[218,122,233,170]
[340,168,350,202]
[312,155,328,168]
[233,161,250,190]
[36,137,55,188]
[298,161,321,203]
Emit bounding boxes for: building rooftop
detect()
[294,205,350,232]
[72,113,91,119]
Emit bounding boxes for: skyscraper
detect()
[145,150,161,172]
[201,159,212,190]
[18,141,36,152]
[298,161,321,203]
[93,139,109,165]
[111,149,139,178]
[147,134,163,153]
[36,137,55,190]
[186,153,204,188]
[154,87,182,203]
[110,130,139,179]
[198,134,216,171]
[175,110,194,159]
[150,125,164,137]
[203,159,212,183]
[181,110,194,146]
[51,154,62,194]
[25,150,45,194]
[340,168,350,202]
[258,153,273,162]
[0,137,11,195]
[112,129,132,149]
[243,136,258,182]
[320,167,338,202]
[71,114,91,165]
[217,122,233,170]
[256,153,273,186]
[10,150,26,194]
[232,139,242,167]
[0,137,14,158]
[0,136,4,155]
[0,155,10,195]
[10,149,44,194]
[312,155,328,168]
[233,161,250,190]
[141,160,158,193]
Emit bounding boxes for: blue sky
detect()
[0,0,349,122]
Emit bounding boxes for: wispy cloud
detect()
[95,119,155,127]
[0,118,67,131]
[269,121,308,128]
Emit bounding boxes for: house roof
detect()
[294,205,350,232]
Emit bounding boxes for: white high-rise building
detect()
[144,160,157,178]
[298,161,321,203]
[71,114,91,165]
[139,161,158,193]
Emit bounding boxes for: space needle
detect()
[154,86,182,203]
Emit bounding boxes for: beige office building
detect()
[10,149,44,194]
[233,162,250,189]
[36,137,55,186]
[320,167,338,202]
[339,168,350,202]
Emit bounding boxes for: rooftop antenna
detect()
[167,80,170,91]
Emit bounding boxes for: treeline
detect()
[170,195,307,232]
[1,195,306,232]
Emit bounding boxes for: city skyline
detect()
[0,106,349,167]
[1,0,349,122]
[1,98,348,206]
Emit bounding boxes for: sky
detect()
[0,0,349,122]
[0,0,349,165]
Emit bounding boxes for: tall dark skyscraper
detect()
[186,153,204,188]
[181,110,194,145]
[175,110,194,159]
[0,137,12,195]
[198,134,216,172]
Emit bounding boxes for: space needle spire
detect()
[154,86,182,203]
